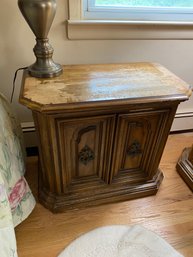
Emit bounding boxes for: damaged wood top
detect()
[20,62,192,112]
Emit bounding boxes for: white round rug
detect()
[58,225,183,257]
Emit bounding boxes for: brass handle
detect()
[127,140,142,157]
[79,145,95,165]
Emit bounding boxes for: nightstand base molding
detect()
[176,147,193,192]
[38,169,164,213]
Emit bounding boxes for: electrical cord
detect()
[11,67,28,103]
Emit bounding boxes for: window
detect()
[84,0,193,21]
[68,0,193,40]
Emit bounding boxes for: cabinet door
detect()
[57,115,115,190]
[111,109,172,183]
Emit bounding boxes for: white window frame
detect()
[85,0,193,21]
[67,0,193,40]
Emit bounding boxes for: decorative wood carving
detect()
[110,110,171,183]
[76,126,96,144]
[55,115,116,186]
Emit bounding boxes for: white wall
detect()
[0,0,192,131]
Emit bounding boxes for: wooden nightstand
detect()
[177,145,193,191]
[20,63,192,212]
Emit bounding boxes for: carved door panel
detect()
[57,115,116,190]
[111,109,171,183]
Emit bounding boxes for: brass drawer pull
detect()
[79,145,95,165]
[127,140,142,157]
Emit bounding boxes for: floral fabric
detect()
[0,93,36,256]
[0,179,17,257]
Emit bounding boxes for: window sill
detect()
[67,20,193,40]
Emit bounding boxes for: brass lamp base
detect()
[18,0,63,78]
[28,63,62,78]
[28,38,63,78]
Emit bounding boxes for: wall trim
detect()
[171,111,193,131]
[67,20,193,40]
[174,111,193,118]
[21,122,36,133]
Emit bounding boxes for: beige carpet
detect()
[58,225,183,257]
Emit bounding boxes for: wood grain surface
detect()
[20,63,192,113]
[15,133,193,257]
